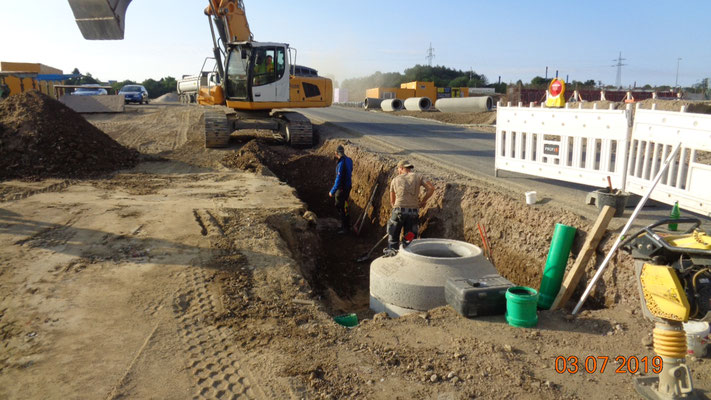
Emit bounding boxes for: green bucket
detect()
[334,313,358,327]
[506,286,539,328]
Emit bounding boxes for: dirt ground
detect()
[1,103,710,399]
[383,110,497,129]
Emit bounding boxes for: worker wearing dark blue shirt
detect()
[329,145,353,234]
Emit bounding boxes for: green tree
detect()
[530,76,548,86]
[140,77,178,99]
[448,76,469,88]
[66,68,100,85]
[111,79,138,93]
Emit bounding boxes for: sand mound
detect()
[153,92,179,103]
[0,91,138,180]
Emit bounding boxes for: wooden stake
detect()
[550,205,615,310]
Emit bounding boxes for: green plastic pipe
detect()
[537,223,577,309]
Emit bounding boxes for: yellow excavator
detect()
[67,0,332,147]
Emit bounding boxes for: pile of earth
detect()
[152,92,179,103]
[0,91,138,180]
[390,109,497,126]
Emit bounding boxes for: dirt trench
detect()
[223,137,639,315]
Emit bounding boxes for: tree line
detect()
[66,68,177,99]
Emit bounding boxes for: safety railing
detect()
[625,107,711,216]
[495,102,633,190]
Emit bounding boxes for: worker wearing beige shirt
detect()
[385,160,435,254]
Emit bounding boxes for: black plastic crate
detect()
[445,275,514,318]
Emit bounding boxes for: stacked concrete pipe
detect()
[363,97,382,110]
[404,97,432,111]
[435,96,493,113]
[370,239,497,317]
[381,98,404,112]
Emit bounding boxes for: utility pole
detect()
[611,51,626,89]
[426,43,435,66]
[675,57,682,88]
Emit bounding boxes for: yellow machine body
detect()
[663,230,711,250]
[639,264,691,322]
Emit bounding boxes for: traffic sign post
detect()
[545,78,566,108]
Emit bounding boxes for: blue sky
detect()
[3,1,710,87]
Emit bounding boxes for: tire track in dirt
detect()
[172,209,272,400]
[0,180,74,203]
[173,267,267,400]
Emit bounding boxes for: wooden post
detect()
[550,205,615,310]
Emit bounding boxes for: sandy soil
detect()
[385,110,497,127]
[1,104,709,399]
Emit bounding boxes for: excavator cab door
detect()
[250,45,289,103]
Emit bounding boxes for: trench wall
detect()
[228,138,638,309]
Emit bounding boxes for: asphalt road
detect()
[300,106,710,229]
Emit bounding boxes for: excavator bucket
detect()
[67,0,132,40]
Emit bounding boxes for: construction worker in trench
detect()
[385,160,435,254]
[328,145,353,234]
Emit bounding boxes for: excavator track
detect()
[276,112,313,147]
[204,109,232,148]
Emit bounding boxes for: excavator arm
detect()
[205,0,252,43]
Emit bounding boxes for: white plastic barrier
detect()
[625,108,711,216]
[495,103,632,189]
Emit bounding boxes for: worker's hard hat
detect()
[397,160,414,169]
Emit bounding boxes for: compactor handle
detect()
[621,218,709,256]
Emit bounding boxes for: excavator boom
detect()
[205,0,252,43]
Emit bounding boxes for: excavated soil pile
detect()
[221,140,273,175]
[224,138,638,311]
[152,92,179,103]
[390,110,497,125]
[0,91,138,180]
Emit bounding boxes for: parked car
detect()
[72,84,108,96]
[118,85,149,104]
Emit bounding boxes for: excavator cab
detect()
[224,43,290,107]
[67,0,132,40]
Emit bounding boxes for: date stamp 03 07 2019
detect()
[554,356,663,374]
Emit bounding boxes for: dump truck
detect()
[177,71,220,104]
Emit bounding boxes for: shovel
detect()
[353,183,378,236]
[356,233,388,263]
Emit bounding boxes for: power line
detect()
[426,43,435,66]
[611,51,626,89]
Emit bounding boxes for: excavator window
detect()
[276,48,286,81]
[225,47,249,100]
[252,47,277,87]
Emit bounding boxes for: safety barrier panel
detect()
[625,108,711,216]
[495,103,632,189]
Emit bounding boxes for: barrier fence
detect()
[495,102,711,216]
[495,102,632,190]
[625,108,711,216]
